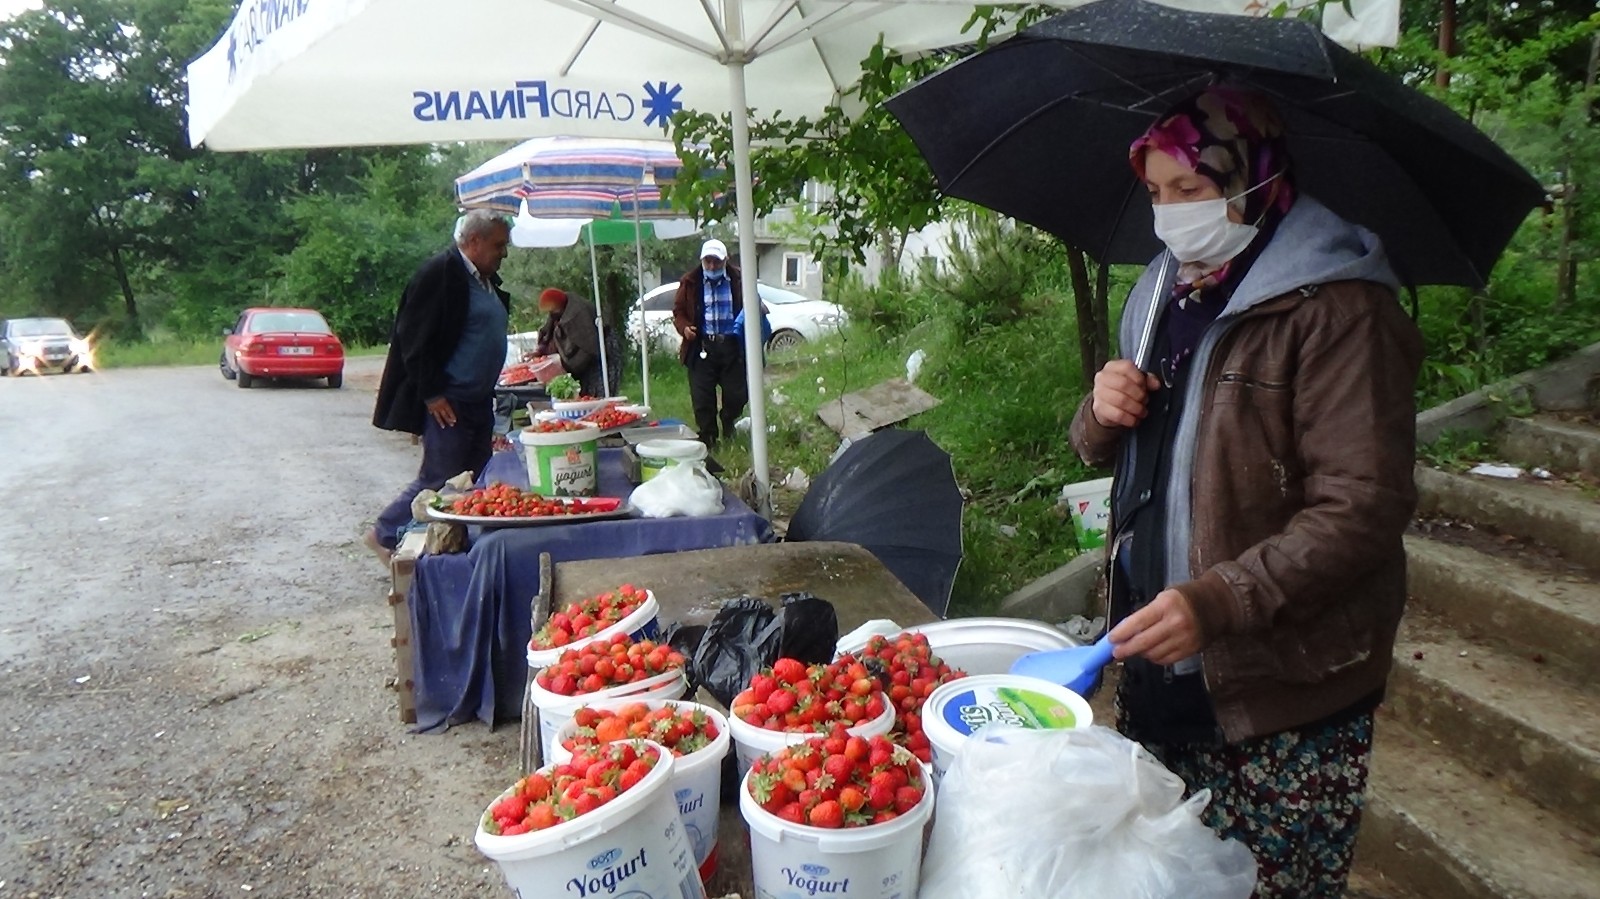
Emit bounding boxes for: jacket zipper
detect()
[1217,371,1290,390]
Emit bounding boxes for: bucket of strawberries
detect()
[474,739,706,898]
[526,633,689,761]
[725,655,895,778]
[549,699,731,882]
[526,584,659,669]
[739,726,934,899]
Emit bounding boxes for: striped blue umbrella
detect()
[455,136,700,217]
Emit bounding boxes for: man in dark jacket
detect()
[672,238,750,445]
[365,210,512,562]
[533,288,604,398]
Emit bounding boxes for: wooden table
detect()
[550,540,939,899]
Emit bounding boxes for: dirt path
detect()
[0,360,516,898]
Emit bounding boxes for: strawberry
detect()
[808,800,845,829]
[481,742,660,836]
[895,785,923,814]
[772,657,808,684]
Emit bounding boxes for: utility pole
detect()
[1435,0,1457,90]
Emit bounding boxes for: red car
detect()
[220,308,344,388]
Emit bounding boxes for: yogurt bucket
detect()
[548,698,732,882]
[727,693,895,781]
[527,669,688,762]
[518,423,600,497]
[921,673,1093,779]
[739,759,934,899]
[636,439,709,482]
[1060,476,1114,549]
[837,617,1079,677]
[475,740,707,899]
[526,591,662,670]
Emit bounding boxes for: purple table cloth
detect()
[408,447,772,732]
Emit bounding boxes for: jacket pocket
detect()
[1235,602,1376,685]
[1208,368,1301,508]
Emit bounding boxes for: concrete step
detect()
[1388,612,1600,834]
[1414,466,1600,572]
[1405,534,1600,683]
[1359,719,1600,899]
[1500,415,1600,480]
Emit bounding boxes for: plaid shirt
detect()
[702,273,736,336]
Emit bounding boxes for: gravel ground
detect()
[0,359,517,898]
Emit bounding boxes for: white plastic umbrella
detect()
[188,0,1398,513]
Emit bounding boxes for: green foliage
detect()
[1418,429,1494,472]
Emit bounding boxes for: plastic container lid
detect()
[921,673,1092,775]
[635,439,707,462]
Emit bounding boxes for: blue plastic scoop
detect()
[1008,633,1115,696]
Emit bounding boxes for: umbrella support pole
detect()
[587,231,612,397]
[633,183,651,408]
[727,48,772,518]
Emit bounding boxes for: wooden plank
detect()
[552,541,937,899]
[815,377,940,438]
[388,529,429,725]
[521,553,554,776]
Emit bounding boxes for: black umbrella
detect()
[885,0,1547,288]
[788,429,963,617]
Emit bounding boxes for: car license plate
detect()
[279,346,313,355]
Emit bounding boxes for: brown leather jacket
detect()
[1071,198,1423,742]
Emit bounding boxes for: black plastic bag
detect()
[690,593,840,709]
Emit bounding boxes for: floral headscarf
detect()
[1129,86,1297,301]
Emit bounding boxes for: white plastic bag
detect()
[629,461,725,518]
[920,726,1256,899]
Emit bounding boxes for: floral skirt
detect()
[1131,714,1375,899]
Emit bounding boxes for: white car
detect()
[629,282,847,353]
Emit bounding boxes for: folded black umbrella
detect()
[885,0,1546,288]
[788,429,963,617]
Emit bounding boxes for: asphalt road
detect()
[0,358,515,897]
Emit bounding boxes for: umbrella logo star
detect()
[640,81,683,130]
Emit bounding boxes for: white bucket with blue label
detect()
[739,759,935,899]
[547,698,732,884]
[921,673,1093,780]
[474,740,707,899]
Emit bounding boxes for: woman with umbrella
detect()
[1071,86,1423,897]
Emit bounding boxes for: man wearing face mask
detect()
[1070,87,1423,898]
[673,239,750,445]
[533,287,604,398]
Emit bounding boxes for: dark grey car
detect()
[1,317,94,376]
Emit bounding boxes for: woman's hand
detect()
[1110,589,1204,667]
[1091,360,1162,429]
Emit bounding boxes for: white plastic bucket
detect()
[526,592,663,670]
[1061,476,1114,549]
[518,424,600,497]
[636,439,708,482]
[921,673,1093,779]
[836,617,1080,677]
[739,758,935,899]
[475,741,707,899]
[527,669,688,763]
[727,693,895,781]
[548,698,732,882]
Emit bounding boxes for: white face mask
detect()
[1151,174,1279,269]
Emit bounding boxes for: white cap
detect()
[700,239,728,261]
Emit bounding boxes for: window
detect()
[642,293,675,313]
[247,311,332,334]
[782,253,804,288]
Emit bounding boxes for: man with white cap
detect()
[672,238,752,445]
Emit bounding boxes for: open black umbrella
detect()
[885,0,1546,288]
[788,430,963,617]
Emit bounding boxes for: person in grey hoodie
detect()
[1070,86,1423,898]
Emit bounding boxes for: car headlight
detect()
[70,338,91,355]
[19,341,42,358]
[811,312,843,326]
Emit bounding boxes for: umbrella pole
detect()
[727,51,771,517]
[587,227,612,397]
[633,183,651,408]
